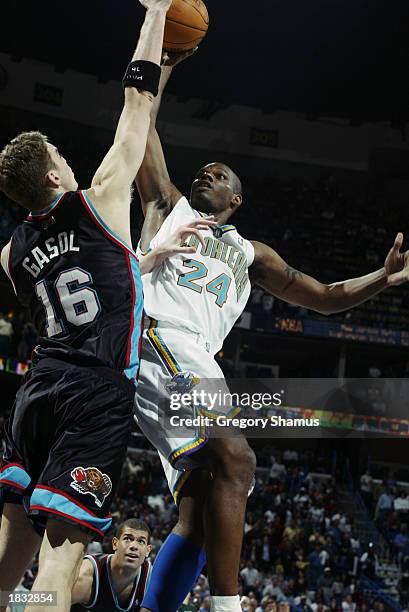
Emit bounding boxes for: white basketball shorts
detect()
[134,318,240,503]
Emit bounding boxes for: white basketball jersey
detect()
[137,197,254,354]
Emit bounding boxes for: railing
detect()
[360,575,403,612]
[355,491,390,559]
[344,462,389,558]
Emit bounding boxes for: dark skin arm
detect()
[251,234,409,315]
[135,52,195,251]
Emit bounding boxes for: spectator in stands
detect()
[394,525,409,566]
[307,544,323,591]
[310,502,325,528]
[359,542,377,580]
[85,539,103,555]
[294,487,310,510]
[178,594,197,612]
[293,592,314,610]
[262,294,274,314]
[258,535,276,571]
[317,567,335,604]
[360,471,374,513]
[341,593,356,611]
[318,541,331,570]
[269,456,287,482]
[394,491,409,523]
[375,485,394,525]
[283,449,299,464]
[261,575,287,603]
[332,572,345,603]
[0,312,12,356]
[293,570,308,597]
[249,287,264,311]
[399,571,409,606]
[241,561,262,595]
[368,363,382,378]
[199,595,211,611]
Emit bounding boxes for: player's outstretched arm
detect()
[0,241,10,274]
[251,234,409,315]
[139,216,216,274]
[71,558,94,605]
[86,0,172,244]
[135,51,195,250]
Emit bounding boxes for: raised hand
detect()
[157,216,217,257]
[384,233,409,286]
[139,217,218,275]
[161,47,198,67]
[139,0,172,11]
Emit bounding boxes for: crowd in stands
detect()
[360,467,409,606]
[242,174,409,332]
[1,443,404,611]
[0,311,38,362]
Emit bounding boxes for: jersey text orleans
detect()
[185,234,250,300]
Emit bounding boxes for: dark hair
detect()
[115,519,151,542]
[0,131,54,210]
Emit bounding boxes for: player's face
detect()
[47,144,78,192]
[190,163,240,214]
[112,529,151,570]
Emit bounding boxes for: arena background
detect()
[1,1,409,610]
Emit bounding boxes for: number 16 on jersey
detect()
[35,267,101,337]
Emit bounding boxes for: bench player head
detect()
[113,519,152,571]
[71,519,152,609]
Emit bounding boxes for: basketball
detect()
[164,0,209,52]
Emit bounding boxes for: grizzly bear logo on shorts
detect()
[70,466,112,508]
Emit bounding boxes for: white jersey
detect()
[137,197,254,354]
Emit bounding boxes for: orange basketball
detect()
[164,0,209,51]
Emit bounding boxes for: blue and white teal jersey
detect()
[137,197,254,355]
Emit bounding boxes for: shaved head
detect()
[228,167,242,196]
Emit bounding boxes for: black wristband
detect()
[122,60,161,96]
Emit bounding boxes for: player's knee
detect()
[39,540,85,587]
[207,438,256,489]
[39,558,80,587]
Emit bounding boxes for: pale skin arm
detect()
[85,0,172,247]
[139,217,216,274]
[251,232,409,315]
[0,241,10,274]
[71,558,94,605]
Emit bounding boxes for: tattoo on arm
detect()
[282,266,303,293]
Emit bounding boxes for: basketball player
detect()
[71,519,152,611]
[133,54,409,612]
[0,5,215,612]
